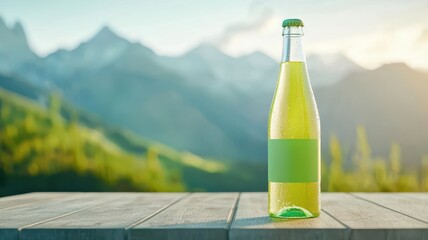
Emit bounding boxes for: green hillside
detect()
[0,87,188,195]
[0,85,269,196]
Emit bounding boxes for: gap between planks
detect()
[350,193,428,224]
[8,192,426,240]
[126,192,242,230]
[13,192,240,236]
[125,193,191,229]
[226,192,241,229]
[17,193,352,232]
[18,194,125,230]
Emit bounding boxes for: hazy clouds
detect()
[1,0,428,69]
[213,8,274,48]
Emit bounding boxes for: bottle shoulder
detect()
[268,62,319,139]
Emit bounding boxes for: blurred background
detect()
[0,0,427,196]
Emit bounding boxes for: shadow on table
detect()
[133,215,305,229]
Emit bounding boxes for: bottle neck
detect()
[281,26,306,62]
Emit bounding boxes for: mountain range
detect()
[316,63,428,165]
[1,17,428,167]
[0,18,37,74]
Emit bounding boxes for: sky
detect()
[1,0,428,69]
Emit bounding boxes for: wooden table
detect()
[0,192,426,240]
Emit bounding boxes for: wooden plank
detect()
[402,193,428,200]
[0,193,117,240]
[0,192,426,240]
[0,193,80,240]
[322,193,428,240]
[0,192,74,211]
[229,192,347,240]
[354,193,428,240]
[353,193,428,223]
[20,193,186,240]
[128,192,239,240]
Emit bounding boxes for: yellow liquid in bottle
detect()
[268,61,320,218]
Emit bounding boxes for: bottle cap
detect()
[282,18,304,27]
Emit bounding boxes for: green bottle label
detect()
[268,139,319,182]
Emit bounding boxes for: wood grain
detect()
[322,193,428,240]
[0,192,71,211]
[20,193,186,240]
[230,192,347,240]
[0,192,427,240]
[353,193,428,223]
[128,192,239,240]
[0,193,115,240]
